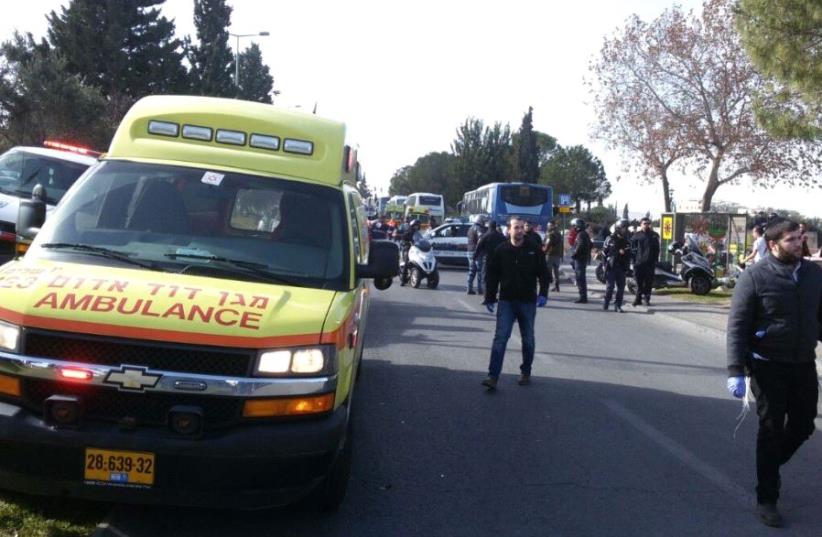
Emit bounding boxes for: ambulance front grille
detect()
[23,329,255,377]
[21,378,243,430]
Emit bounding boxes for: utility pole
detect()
[229,31,270,88]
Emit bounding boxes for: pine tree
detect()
[516,106,539,183]
[187,0,234,97]
[47,0,188,98]
[622,203,630,220]
[237,43,274,103]
[0,33,108,149]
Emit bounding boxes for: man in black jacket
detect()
[631,217,660,306]
[726,219,822,527]
[481,216,549,389]
[571,219,592,303]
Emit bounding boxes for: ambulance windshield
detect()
[30,161,350,290]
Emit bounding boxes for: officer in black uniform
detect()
[603,218,631,312]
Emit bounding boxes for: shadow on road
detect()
[95,359,822,537]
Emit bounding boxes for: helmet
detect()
[615,218,630,232]
[571,218,586,230]
[410,219,420,228]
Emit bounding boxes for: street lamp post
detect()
[230,31,270,88]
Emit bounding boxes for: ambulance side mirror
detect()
[357,241,399,289]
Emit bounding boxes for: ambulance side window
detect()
[346,191,367,265]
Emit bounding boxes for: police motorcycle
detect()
[399,237,439,289]
[626,234,720,296]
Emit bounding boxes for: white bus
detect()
[406,192,445,219]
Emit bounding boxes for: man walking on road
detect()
[466,215,487,295]
[570,218,592,303]
[631,217,660,306]
[481,216,549,389]
[726,219,822,528]
[544,221,563,292]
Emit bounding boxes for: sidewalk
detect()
[563,264,822,361]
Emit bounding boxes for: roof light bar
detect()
[182,125,213,141]
[148,120,179,137]
[250,134,280,151]
[216,129,246,146]
[43,140,102,157]
[283,139,313,155]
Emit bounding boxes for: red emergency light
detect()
[43,140,102,158]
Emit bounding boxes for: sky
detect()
[2,0,820,218]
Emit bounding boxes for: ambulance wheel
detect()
[427,271,439,289]
[690,274,711,295]
[316,416,353,512]
[410,268,422,288]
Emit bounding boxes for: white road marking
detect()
[603,398,755,507]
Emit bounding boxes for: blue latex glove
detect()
[483,301,495,314]
[537,295,547,307]
[727,376,746,399]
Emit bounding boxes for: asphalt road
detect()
[97,267,822,536]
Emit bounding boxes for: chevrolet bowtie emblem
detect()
[104,365,162,392]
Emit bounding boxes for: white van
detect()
[406,192,445,219]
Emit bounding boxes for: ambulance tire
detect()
[427,271,439,289]
[316,416,353,512]
[410,267,422,288]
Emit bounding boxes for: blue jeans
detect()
[487,300,536,378]
[574,261,588,299]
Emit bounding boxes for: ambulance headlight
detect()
[0,320,20,353]
[255,346,336,376]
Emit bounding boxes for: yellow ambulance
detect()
[0,95,397,509]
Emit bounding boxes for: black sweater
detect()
[485,240,549,303]
[726,254,822,376]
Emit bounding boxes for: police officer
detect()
[399,219,422,286]
[466,215,488,294]
[570,218,592,303]
[631,217,660,306]
[603,218,631,312]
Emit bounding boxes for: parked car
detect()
[0,143,98,262]
[426,222,471,266]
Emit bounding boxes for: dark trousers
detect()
[574,261,588,299]
[604,265,626,307]
[750,360,818,504]
[634,264,654,302]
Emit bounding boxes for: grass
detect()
[654,287,733,305]
[0,491,108,537]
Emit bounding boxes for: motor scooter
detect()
[400,239,439,289]
[627,239,723,296]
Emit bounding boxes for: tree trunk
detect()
[660,170,672,213]
[700,158,722,212]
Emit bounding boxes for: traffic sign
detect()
[559,194,572,207]
[559,206,571,213]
